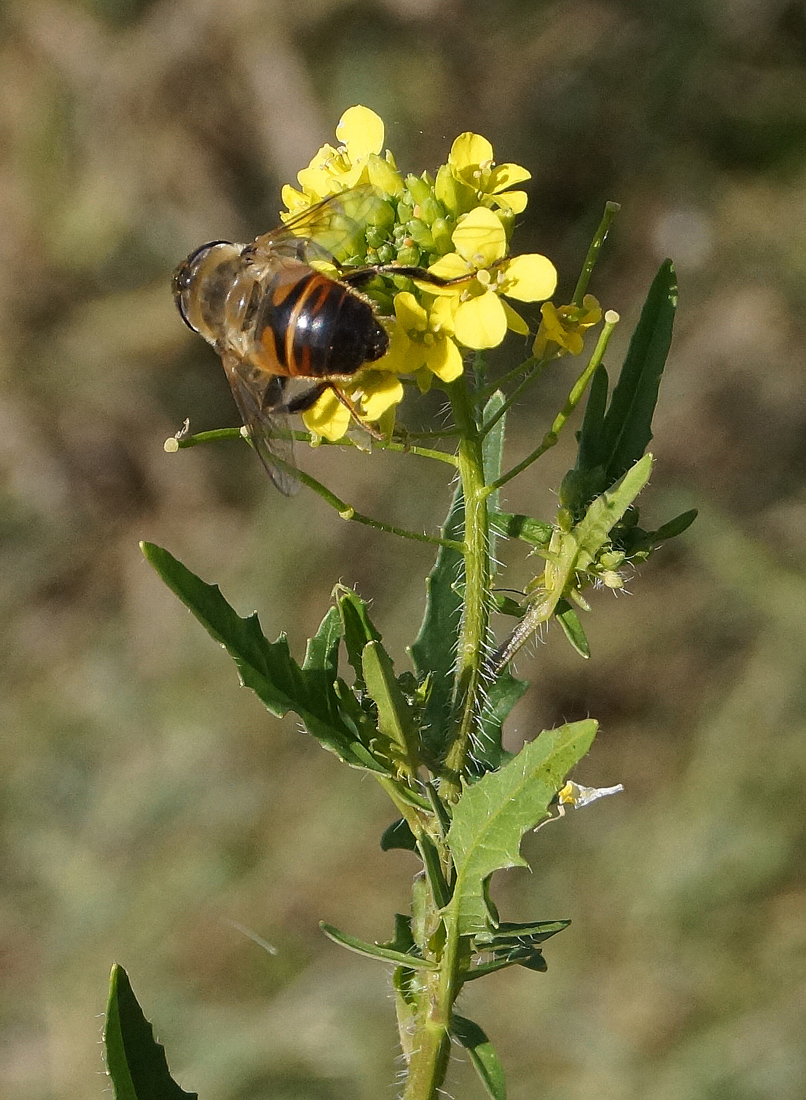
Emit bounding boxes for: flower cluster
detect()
[282,106,593,441]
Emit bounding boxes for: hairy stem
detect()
[441,378,492,800]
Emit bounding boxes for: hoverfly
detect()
[173,185,439,493]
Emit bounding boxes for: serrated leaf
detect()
[410,486,465,759]
[446,721,597,935]
[362,640,419,774]
[601,259,677,484]
[555,599,590,658]
[451,1014,507,1100]
[319,922,436,969]
[141,543,386,773]
[104,964,197,1100]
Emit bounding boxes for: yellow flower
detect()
[532,295,603,359]
[377,293,463,391]
[421,207,557,349]
[302,371,404,443]
[282,106,403,212]
[435,132,531,217]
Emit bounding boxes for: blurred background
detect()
[2,1,806,1098]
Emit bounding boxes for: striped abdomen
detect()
[251,263,388,379]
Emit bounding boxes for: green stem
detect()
[572,200,620,306]
[401,914,461,1100]
[167,426,457,466]
[293,467,462,550]
[167,428,459,550]
[486,311,620,495]
[440,378,492,802]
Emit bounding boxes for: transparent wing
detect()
[252,184,391,267]
[221,352,300,495]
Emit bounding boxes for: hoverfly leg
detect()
[283,382,383,441]
[282,381,330,414]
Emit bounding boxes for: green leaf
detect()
[446,720,597,935]
[302,605,342,676]
[601,259,677,484]
[418,832,451,908]
[475,918,571,948]
[490,511,553,548]
[575,360,609,475]
[652,507,698,542]
[319,921,436,969]
[104,964,197,1100]
[472,668,527,775]
[555,600,591,659]
[335,586,381,691]
[141,543,386,773]
[451,1014,507,1100]
[362,640,419,774]
[380,817,417,852]
[410,486,465,759]
[573,454,654,567]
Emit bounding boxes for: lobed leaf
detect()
[446,720,597,935]
[141,543,387,773]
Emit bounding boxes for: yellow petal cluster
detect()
[532,295,603,359]
[281,106,559,440]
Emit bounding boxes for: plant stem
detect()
[572,200,621,306]
[440,378,492,802]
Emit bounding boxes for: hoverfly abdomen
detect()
[253,267,388,380]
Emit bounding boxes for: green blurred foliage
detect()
[1,1,805,1098]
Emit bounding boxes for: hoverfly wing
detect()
[221,353,300,496]
[252,184,390,268]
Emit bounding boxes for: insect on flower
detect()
[172,184,458,493]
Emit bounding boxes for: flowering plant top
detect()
[280,106,588,441]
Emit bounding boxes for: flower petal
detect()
[359,371,404,420]
[492,190,528,215]
[336,105,384,158]
[452,207,507,267]
[500,253,557,301]
[454,290,508,349]
[449,132,494,171]
[420,252,470,290]
[394,290,428,331]
[302,389,352,441]
[501,298,530,336]
[425,336,464,381]
[488,163,531,191]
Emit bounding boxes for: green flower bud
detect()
[405,174,432,205]
[407,219,435,251]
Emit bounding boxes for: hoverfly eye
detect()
[172,240,232,331]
